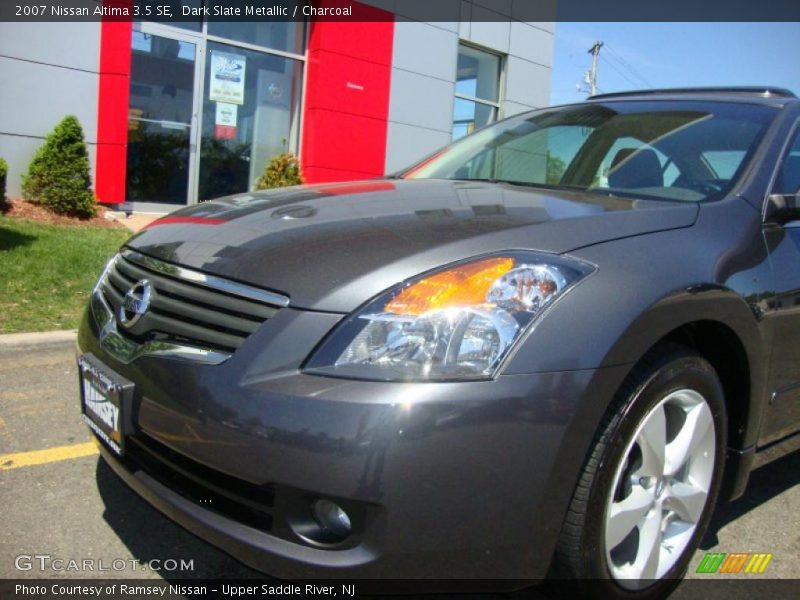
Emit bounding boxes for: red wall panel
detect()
[303,49,392,121]
[95,9,132,205]
[302,109,390,176]
[307,15,395,66]
[301,2,394,183]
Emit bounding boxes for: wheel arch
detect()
[538,286,770,575]
[595,287,771,503]
[600,286,768,452]
[659,320,751,450]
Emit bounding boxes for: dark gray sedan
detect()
[78,87,800,598]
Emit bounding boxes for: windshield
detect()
[402,100,777,202]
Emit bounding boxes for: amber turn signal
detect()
[384,257,515,316]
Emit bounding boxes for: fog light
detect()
[312,499,352,538]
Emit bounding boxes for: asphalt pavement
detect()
[0,340,260,581]
[1,340,798,595]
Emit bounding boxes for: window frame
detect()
[452,42,506,139]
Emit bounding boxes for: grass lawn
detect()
[0,216,131,333]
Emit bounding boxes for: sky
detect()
[550,22,800,106]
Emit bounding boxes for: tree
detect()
[22,116,96,217]
[546,152,567,185]
[254,152,303,190]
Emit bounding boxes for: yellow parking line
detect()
[0,441,98,471]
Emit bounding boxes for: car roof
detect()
[586,87,797,108]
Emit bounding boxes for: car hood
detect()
[126,179,698,312]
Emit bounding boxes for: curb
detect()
[0,329,77,347]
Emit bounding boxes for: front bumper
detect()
[78,303,631,581]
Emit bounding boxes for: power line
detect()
[604,44,653,88]
[604,45,648,84]
[605,45,652,88]
[599,55,640,89]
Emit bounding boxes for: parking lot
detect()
[1,339,798,592]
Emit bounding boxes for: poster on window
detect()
[209,51,246,105]
[214,102,238,140]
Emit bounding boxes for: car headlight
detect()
[304,252,594,381]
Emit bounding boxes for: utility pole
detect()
[587,41,603,96]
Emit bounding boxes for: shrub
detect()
[22,115,96,218]
[0,157,7,210]
[254,152,303,190]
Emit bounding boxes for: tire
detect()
[551,344,727,599]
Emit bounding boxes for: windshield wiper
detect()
[495,181,587,192]
[448,177,499,184]
[446,178,591,193]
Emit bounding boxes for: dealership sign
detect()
[209,51,246,105]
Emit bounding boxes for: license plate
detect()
[78,355,133,456]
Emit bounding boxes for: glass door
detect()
[198,41,303,201]
[126,27,201,206]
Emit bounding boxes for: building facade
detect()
[0,2,554,212]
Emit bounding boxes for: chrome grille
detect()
[98,249,287,354]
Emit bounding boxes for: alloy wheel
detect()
[604,388,716,588]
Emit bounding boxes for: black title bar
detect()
[2,0,800,23]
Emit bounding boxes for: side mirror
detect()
[766,191,800,225]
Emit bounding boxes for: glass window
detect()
[594,137,679,188]
[454,124,591,185]
[198,42,303,201]
[452,98,495,140]
[453,44,502,141]
[406,101,777,203]
[773,130,800,195]
[455,45,501,102]
[207,22,305,55]
[126,32,196,204]
[702,150,747,179]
